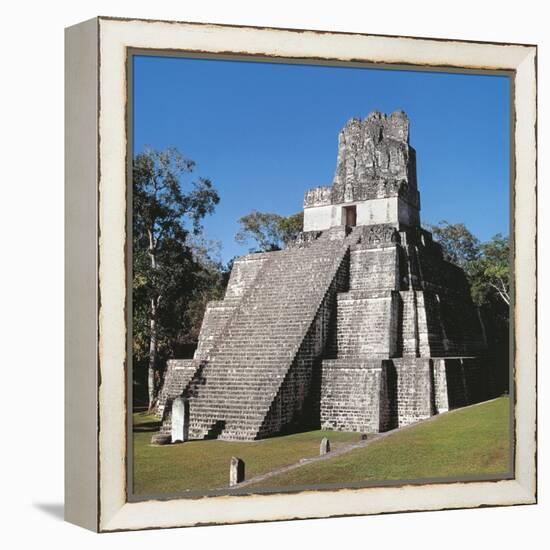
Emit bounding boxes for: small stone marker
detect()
[229,456,245,486]
[171,397,189,443]
[320,437,330,455]
[151,433,171,446]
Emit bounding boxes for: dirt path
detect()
[230,436,378,489]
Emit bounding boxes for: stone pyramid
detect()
[153,111,492,443]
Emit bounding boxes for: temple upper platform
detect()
[303,111,421,232]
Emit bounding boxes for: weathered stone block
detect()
[393,358,434,426]
[171,397,189,443]
[155,359,199,420]
[229,457,245,486]
[150,433,171,446]
[320,359,396,433]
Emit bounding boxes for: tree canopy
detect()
[425,220,480,269]
[428,220,510,309]
[469,234,510,306]
[235,210,304,252]
[133,147,222,409]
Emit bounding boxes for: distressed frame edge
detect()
[64,17,100,532]
[511,46,537,504]
[94,18,537,532]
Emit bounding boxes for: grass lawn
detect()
[248,397,511,489]
[132,413,361,495]
[132,397,511,495]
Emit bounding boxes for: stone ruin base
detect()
[150,355,493,445]
[320,356,492,433]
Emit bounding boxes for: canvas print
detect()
[130,55,511,498]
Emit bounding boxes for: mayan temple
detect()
[153,110,493,444]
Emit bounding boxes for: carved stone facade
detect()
[332,111,417,205]
[303,186,332,208]
[153,111,493,443]
[303,111,420,232]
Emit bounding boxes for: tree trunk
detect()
[147,228,159,412]
[489,281,510,306]
[148,296,158,412]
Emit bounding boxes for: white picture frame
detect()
[65,16,537,532]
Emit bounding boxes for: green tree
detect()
[428,222,510,392]
[469,234,510,306]
[133,147,220,410]
[427,221,510,308]
[426,220,480,268]
[235,210,304,252]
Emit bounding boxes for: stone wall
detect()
[320,356,492,433]
[330,112,419,208]
[320,359,397,433]
[415,291,444,357]
[303,185,332,208]
[322,356,435,433]
[302,111,420,233]
[393,358,435,426]
[303,197,419,232]
[194,300,238,360]
[398,291,420,356]
[397,287,485,360]
[336,292,399,358]
[303,204,338,232]
[224,253,273,299]
[350,245,399,292]
[156,359,200,419]
[194,252,275,361]
[257,249,350,437]
[332,241,401,359]
[437,296,486,356]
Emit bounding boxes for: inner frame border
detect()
[125,49,516,503]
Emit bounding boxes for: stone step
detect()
[188,415,270,424]
[155,230,361,441]
[188,416,266,427]
[189,394,276,405]
[189,404,270,413]
[189,384,280,394]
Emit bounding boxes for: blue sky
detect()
[133,55,510,264]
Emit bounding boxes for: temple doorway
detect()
[343,205,357,227]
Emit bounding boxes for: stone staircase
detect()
[171,228,361,441]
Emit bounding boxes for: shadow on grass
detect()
[133,421,161,433]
